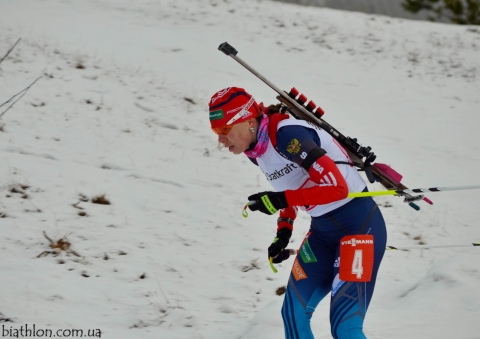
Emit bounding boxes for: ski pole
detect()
[386,243,480,250]
[348,184,480,200]
[243,184,480,217]
[269,244,479,272]
[285,243,480,254]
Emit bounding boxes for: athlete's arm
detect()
[277,206,297,231]
[275,125,348,206]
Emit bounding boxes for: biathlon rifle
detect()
[218,41,429,211]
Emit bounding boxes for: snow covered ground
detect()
[0,0,479,338]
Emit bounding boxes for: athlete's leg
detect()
[281,230,335,339]
[328,199,387,339]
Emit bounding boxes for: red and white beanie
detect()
[208,87,262,129]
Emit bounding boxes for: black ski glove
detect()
[268,228,292,264]
[248,191,289,215]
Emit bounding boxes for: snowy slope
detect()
[1,0,479,338]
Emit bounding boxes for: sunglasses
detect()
[211,125,234,136]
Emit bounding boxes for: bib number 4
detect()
[339,235,374,282]
[352,249,364,279]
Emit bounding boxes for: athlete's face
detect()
[217,120,256,155]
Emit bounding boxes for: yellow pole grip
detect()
[348,190,397,198]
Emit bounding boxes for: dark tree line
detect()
[403,0,480,25]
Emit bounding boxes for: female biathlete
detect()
[208,87,387,339]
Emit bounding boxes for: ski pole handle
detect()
[248,200,262,210]
[269,249,298,273]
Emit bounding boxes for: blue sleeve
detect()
[276,125,321,165]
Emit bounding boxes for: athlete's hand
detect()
[268,228,292,263]
[248,191,288,215]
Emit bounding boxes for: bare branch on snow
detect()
[0,38,21,66]
[0,76,42,119]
